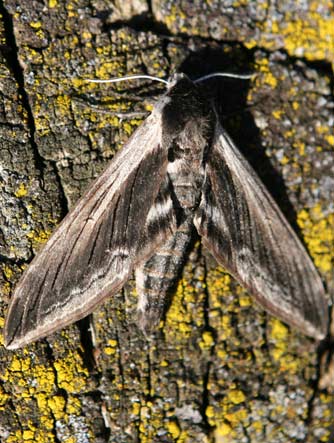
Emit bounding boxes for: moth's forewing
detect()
[4,110,172,349]
[195,122,328,339]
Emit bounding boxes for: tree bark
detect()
[0,1,333,442]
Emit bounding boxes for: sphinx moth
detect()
[4,73,328,349]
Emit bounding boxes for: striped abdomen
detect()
[135,219,194,333]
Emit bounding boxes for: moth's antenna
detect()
[86,74,168,85]
[195,72,254,83]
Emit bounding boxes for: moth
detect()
[4,72,328,349]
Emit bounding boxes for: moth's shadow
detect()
[178,46,302,239]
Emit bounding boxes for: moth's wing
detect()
[5,111,175,349]
[194,122,328,339]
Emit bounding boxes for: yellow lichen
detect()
[238,294,251,307]
[35,392,48,411]
[164,278,195,339]
[325,134,334,146]
[206,405,215,418]
[229,389,246,405]
[166,421,181,439]
[0,385,10,409]
[284,129,296,138]
[269,319,289,363]
[217,349,228,361]
[215,422,233,438]
[82,31,92,41]
[272,109,283,119]
[3,265,13,280]
[30,21,42,29]
[53,351,89,393]
[316,124,330,135]
[295,141,305,156]
[268,319,300,373]
[199,330,215,350]
[244,39,257,50]
[280,155,290,165]
[9,355,32,373]
[257,59,278,88]
[282,13,334,61]
[224,407,248,426]
[104,339,118,355]
[26,229,51,247]
[256,6,334,61]
[145,103,154,111]
[25,48,43,65]
[66,396,82,415]
[270,318,289,341]
[34,365,55,391]
[132,401,141,416]
[55,94,71,117]
[15,183,28,198]
[123,121,140,135]
[95,61,123,79]
[103,346,116,355]
[297,205,334,274]
[48,395,66,420]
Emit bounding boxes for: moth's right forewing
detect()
[5,111,174,349]
[195,122,328,339]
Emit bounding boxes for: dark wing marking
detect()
[5,111,175,349]
[194,121,328,339]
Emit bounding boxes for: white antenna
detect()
[86,74,168,85]
[195,72,254,83]
[85,72,253,87]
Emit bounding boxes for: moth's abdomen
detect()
[135,220,194,333]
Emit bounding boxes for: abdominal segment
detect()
[135,219,194,333]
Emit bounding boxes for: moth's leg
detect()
[135,220,194,333]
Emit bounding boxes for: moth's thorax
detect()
[161,75,215,212]
[166,119,209,211]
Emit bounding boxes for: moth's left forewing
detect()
[195,121,328,339]
[4,109,176,349]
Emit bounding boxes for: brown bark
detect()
[0,1,333,442]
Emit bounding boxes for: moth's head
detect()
[167,72,193,91]
[160,72,213,141]
[164,72,203,107]
[167,72,189,86]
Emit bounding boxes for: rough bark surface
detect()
[0,1,333,442]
